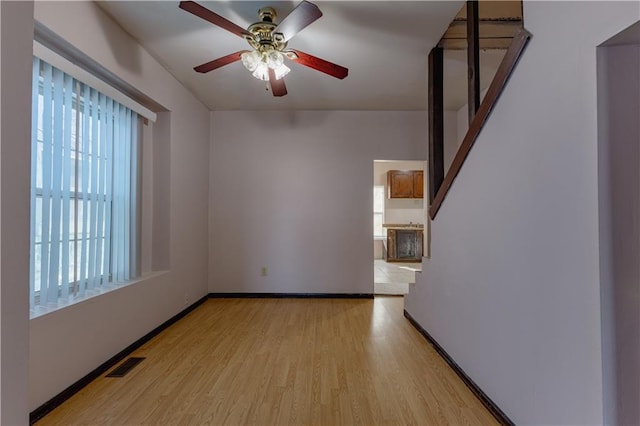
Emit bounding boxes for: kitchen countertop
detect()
[383,224,424,230]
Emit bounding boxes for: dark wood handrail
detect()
[429,27,532,219]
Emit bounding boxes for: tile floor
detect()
[374,259,421,295]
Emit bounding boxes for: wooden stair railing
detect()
[428,1,532,219]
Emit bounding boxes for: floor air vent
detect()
[106,357,145,378]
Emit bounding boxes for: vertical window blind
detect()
[30,57,139,308]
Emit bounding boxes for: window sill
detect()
[29,270,169,319]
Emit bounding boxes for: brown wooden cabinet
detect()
[413,170,424,198]
[386,229,423,262]
[387,170,424,199]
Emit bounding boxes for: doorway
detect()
[373,160,426,295]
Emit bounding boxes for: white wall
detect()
[209,111,426,294]
[445,90,488,174]
[443,110,459,172]
[597,42,640,426]
[373,160,425,225]
[405,2,640,425]
[27,1,210,411]
[1,2,33,424]
[456,102,468,147]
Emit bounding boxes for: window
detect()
[30,57,139,309]
[374,185,385,238]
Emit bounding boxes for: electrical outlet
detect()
[261,267,268,277]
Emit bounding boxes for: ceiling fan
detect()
[178,0,348,97]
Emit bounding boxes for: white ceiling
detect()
[97,1,465,111]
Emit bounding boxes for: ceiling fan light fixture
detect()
[243,48,290,81]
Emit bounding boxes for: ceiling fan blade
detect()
[179,1,251,39]
[194,51,248,73]
[286,49,348,80]
[268,69,287,97]
[274,1,322,42]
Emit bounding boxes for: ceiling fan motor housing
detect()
[246,7,287,52]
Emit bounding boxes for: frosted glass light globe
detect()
[241,50,262,72]
[273,63,290,80]
[252,62,269,81]
[266,50,284,69]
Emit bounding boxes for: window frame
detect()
[30,56,141,309]
[373,185,386,238]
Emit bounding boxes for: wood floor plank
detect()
[37,297,499,425]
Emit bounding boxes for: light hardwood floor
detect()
[38,297,498,425]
